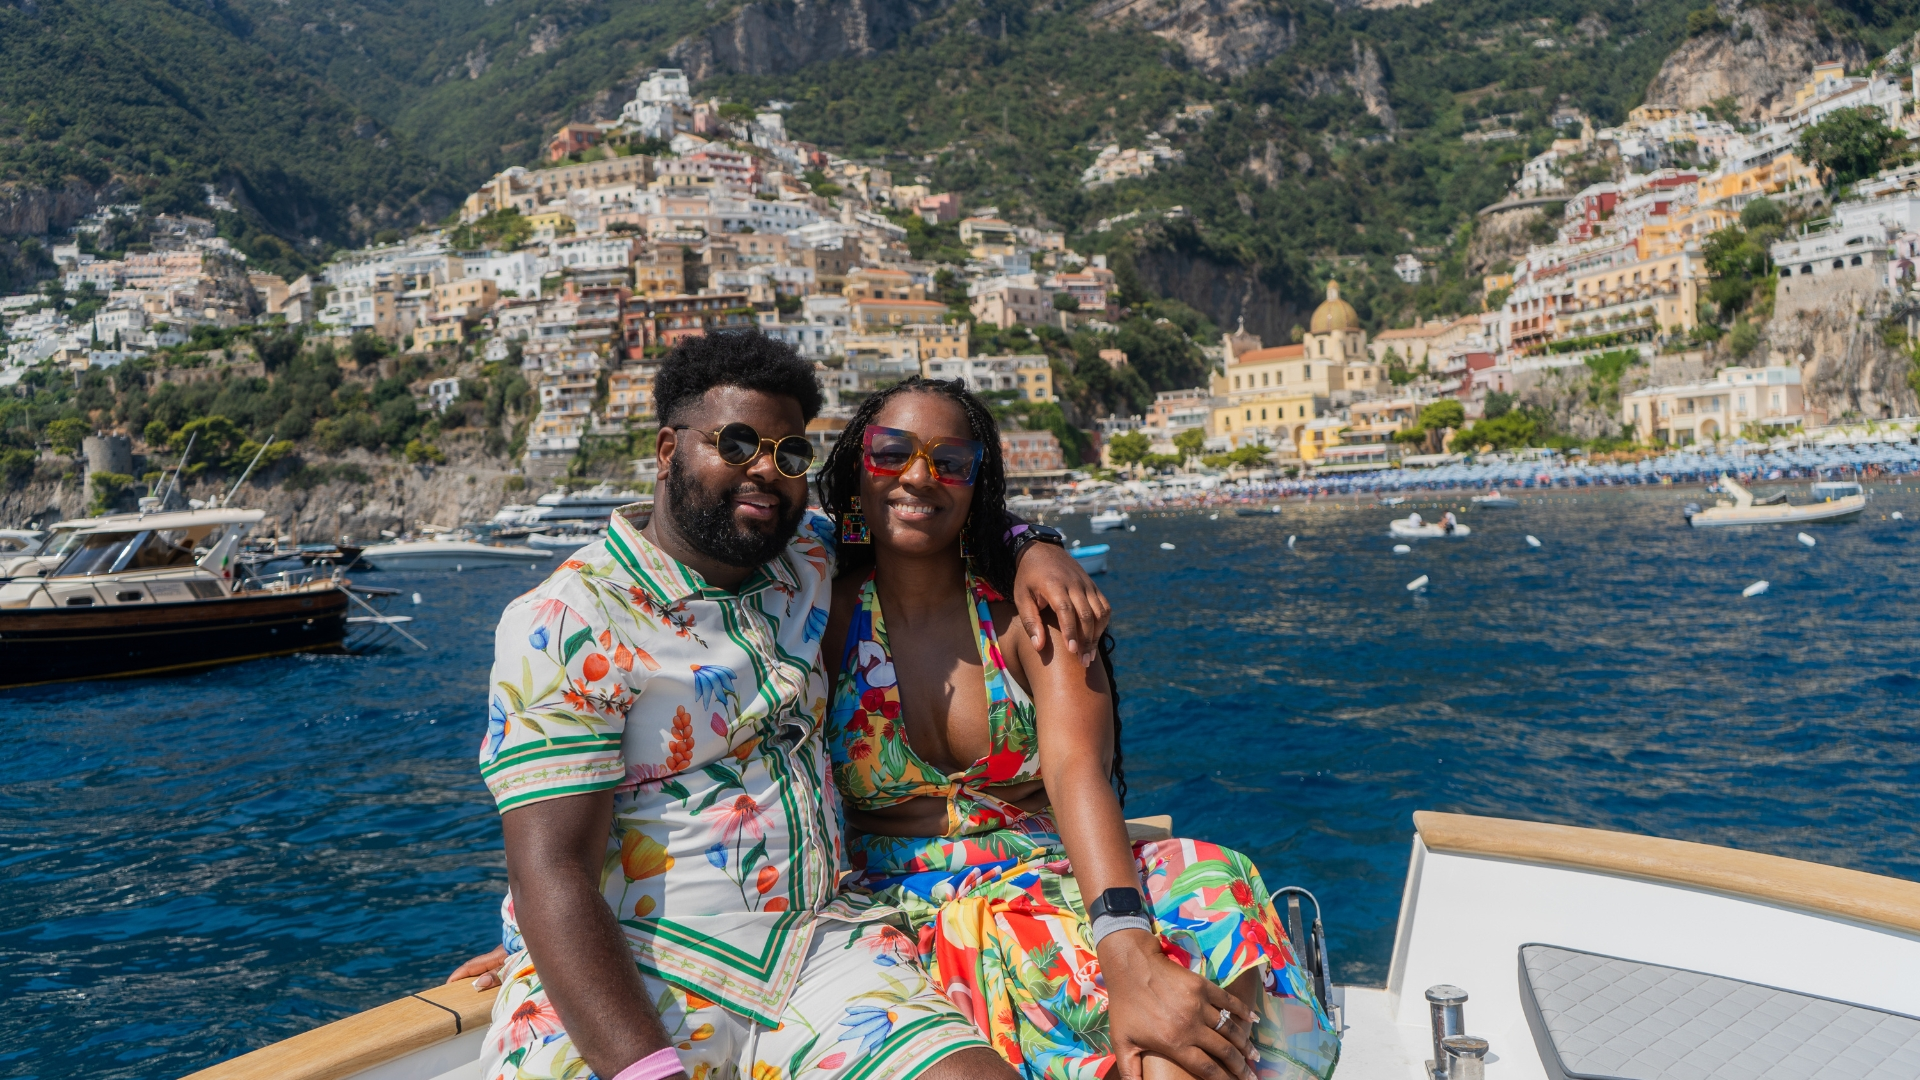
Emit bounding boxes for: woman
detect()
[814,378,1338,1080]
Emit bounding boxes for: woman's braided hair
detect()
[816,377,1125,804]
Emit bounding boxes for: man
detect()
[473,331,1108,1080]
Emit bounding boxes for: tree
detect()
[1739,197,1782,229]
[1416,399,1465,431]
[1226,443,1273,469]
[45,417,91,454]
[1799,107,1898,187]
[1449,412,1538,453]
[1172,427,1206,461]
[1052,292,1079,312]
[1106,430,1151,469]
[1702,226,1771,318]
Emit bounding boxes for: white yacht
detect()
[184,811,1920,1080]
[357,538,551,572]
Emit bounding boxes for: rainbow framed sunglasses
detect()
[861,425,984,486]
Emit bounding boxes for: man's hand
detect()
[1100,932,1255,1080]
[447,945,509,991]
[1011,540,1111,665]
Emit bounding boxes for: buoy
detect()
[1743,580,1770,597]
[411,592,422,605]
[1159,542,1176,550]
[1209,513,1219,520]
[1393,544,1411,554]
[1797,532,1816,548]
[1407,575,1430,591]
[1287,535,1297,548]
[1525,535,1542,548]
[455,563,463,572]
[1127,525,1137,532]
[1895,511,1906,520]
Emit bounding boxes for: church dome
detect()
[1309,280,1359,333]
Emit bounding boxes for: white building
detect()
[462,250,544,296]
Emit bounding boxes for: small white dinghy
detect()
[1089,508,1130,533]
[1389,513,1471,539]
[1470,488,1519,508]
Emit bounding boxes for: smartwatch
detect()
[1008,523,1067,560]
[1086,886,1146,923]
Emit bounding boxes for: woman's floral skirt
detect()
[834,815,1341,1080]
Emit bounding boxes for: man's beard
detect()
[663,458,805,568]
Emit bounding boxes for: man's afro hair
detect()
[652,329,824,428]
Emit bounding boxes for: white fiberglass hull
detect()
[1089,515,1128,532]
[1689,494,1866,527]
[357,541,551,571]
[187,814,1920,1080]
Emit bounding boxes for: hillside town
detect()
[8,59,1920,487]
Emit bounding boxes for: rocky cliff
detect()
[0,181,105,238]
[1642,3,1863,121]
[1131,245,1304,349]
[1085,0,1295,78]
[667,0,951,81]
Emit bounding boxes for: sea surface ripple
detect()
[5,486,1920,1078]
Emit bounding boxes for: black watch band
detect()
[1086,886,1146,923]
[1010,523,1066,559]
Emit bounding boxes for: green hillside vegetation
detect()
[0,0,459,249]
[710,0,1715,335]
[223,0,716,183]
[0,333,542,504]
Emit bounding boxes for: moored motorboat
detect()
[183,811,1920,1080]
[0,514,141,582]
[357,538,551,572]
[1068,542,1110,574]
[1389,513,1471,539]
[0,508,351,688]
[1236,505,1285,517]
[1686,473,1866,527]
[1470,488,1519,508]
[1089,508,1130,532]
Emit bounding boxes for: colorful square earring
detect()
[841,497,871,544]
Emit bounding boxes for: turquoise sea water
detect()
[6,485,1920,1078]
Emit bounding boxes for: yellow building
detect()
[1015,361,1055,402]
[909,323,969,360]
[431,278,500,321]
[526,209,576,236]
[1562,250,1706,341]
[605,365,656,424]
[1638,204,1740,258]
[958,217,1017,259]
[1695,154,1818,212]
[410,321,466,352]
[1209,281,1385,459]
[849,297,948,332]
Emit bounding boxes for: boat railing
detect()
[1414,811,1920,936]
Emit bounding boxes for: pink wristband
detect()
[610,1047,685,1080]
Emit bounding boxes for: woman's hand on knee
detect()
[1099,932,1255,1080]
[447,944,510,990]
